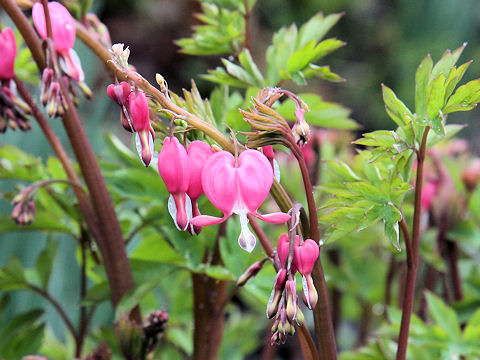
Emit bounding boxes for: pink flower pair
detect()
[275,234,319,310]
[158,137,213,234]
[107,84,155,167]
[32,1,84,82]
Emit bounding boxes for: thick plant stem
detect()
[396,127,430,360]
[292,146,337,359]
[2,0,138,319]
[14,77,103,244]
[192,226,227,360]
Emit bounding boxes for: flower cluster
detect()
[32,1,91,117]
[107,84,156,167]
[0,27,32,133]
[268,233,319,344]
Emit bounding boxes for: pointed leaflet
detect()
[425,292,462,342]
[297,12,343,48]
[382,84,413,127]
[415,54,433,118]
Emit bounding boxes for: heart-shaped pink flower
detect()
[276,233,299,273]
[129,92,154,166]
[294,239,319,276]
[158,136,191,231]
[191,149,290,252]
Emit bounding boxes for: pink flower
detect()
[158,136,191,231]
[0,27,16,80]
[421,180,439,210]
[128,91,153,166]
[191,149,290,252]
[186,141,213,234]
[32,2,84,82]
[276,233,298,273]
[294,239,319,276]
[107,82,130,106]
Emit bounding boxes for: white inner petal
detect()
[237,212,256,252]
[302,274,311,309]
[168,194,181,230]
[273,159,281,182]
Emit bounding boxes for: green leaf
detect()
[426,292,462,341]
[34,239,58,290]
[382,84,413,127]
[431,44,466,79]
[426,124,465,149]
[415,54,433,117]
[303,64,345,82]
[297,12,343,48]
[444,79,480,113]
[238,49,264,87]
[286,40,317,73]
[116,279,161,317]
[426,74,446,120]
[0,257,27,290]
[82,282,110,306]
[444,61,472,100]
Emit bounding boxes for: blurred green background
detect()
[1,0,480,353]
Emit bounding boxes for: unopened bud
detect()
[285,279,297,321]
[40,68,54,106]
[46,82,61,118]
[292,108,311,146]
[271,318,279,333]
[237,260,265,287]
[114,314,142,360]
[295,306,304,326]
[462,158,480,192]
[266,269,287,318]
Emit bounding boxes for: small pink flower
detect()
[107,81,130,106]
[186,141,213,235]
[0,27,16,80]
[294,239,319,276]
[276,233,298,273]
[128,91,153,166]
[191,149,290,252]
[32,2,84,82]
[158,136,191,231]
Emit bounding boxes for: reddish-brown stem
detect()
[396,127,430,360]
[384,255,397,318]
[448,240,463,301]
[291,144,337,359]
[14,77,103,244]
[41,0,52,39]
[3,0,139,321]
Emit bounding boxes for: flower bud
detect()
[266,269,287,318]
[114,314,143,360]
[236,260,265,287]
[462,158,480,192]
[294,239,319,276]
[285,279,297,321]
[107,82,131,106]
[292,108,311,145]
[295,305,304,326]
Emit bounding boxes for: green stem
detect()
[396,126,430,360]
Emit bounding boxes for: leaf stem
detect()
[396,126,430,360]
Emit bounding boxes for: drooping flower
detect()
[107,81,133,132]
[0,27,17,80]
[190,149,290,252]
[186,140,213,234]
[32,2,84,82]
[128,91,154,166]
[158,136,191,231]
[294,239,319,309]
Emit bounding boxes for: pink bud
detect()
[191,149,291,252]
[32,2,76,54]
[0,28,16,80]
[302,273,318,309]
[294,239,319,276]
[107,82,131,106]
[128,92,150,132]
[158,137,191,231]
[262,145,275,162]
